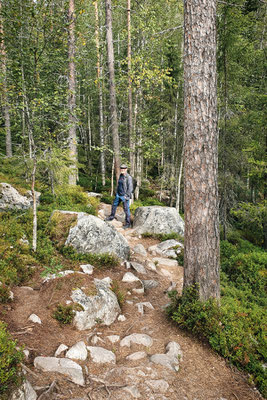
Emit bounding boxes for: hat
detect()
[120,164,128,169]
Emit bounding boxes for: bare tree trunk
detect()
[127,0,134,175]
[0,0,12,157]
[31,158,37,252]
[68,0,78,185]
[183,0,220,301]
[176,144,184,213]
[94,0,106,186]
[135,90,142,201]
[105,0,121,182]
[110,156,115,196]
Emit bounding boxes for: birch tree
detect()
[183,0,220,300]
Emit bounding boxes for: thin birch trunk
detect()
[176,144,184,213]
[68,0,78,185]
[127,0,134,175]
[0,0,12,157]
[105,0,121,182]
[94,0,106,186]
[32,158,37,252]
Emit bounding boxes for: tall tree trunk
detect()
[183,0,220,301]
[135,89,142,200]
[0,0,12,157]
[105,0,120,182]
[31,158,37,252]
[94,0,106,186]
[68,0,78,185]
[127,0,134,175]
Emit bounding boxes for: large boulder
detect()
[133,206,184,236]
[0,183,40,212]
[71,279,121,330]
[64,212,130,259]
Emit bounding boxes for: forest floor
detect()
[0,203,264,400]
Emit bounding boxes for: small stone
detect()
[122,272,140,283]
[9,290,14,300]
[28,314,42,324]
[124,261,131,269]
[142,280,159,290]
[66,341,88,361]
[10,380,37,400]
[107,335,120,343]
[133,244,147,256]
[136,302,154,315]
[145,260,157,272]
[118,314,126,322]
[80,264,94,275]
[126,300,134,305]
[66,300,72,305]
[146,379,169,393]
[126,351,147,361]
[34,357,84,386]
[94,277,112,287]
[120,333,153,348]
[131,262,147,274]
[87,346,116,364]
[55,344,68,357]
[152,257,178,268]
[91,335,104,345]
[23,349,30,360]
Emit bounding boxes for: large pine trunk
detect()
[105,0,120,182]
[183,0,220,300]
[68,0,77,185]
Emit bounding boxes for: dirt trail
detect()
[1,203,263,400]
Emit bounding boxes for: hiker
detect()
[105,164,133,229]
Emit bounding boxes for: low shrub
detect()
[0,322,24,398]
[141,232,184,243]
[111,280,126,308]
[52,303,75,325]
[60,246,120,269]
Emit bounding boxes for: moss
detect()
[48,211,78,248]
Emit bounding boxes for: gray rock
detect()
[145,260,157,272]
[126,351,147,361]
[120,334,153,348]
[10,380,37,400]
[149,239,183,258]
[64,212,130,259]
[34,357,84,386]
[0,183,40,212]
[150,341,182,371]
[87,192,102,198]
[133,244,147,256]
[87,346,116,364]
[122,272,140,283]
[152,257,178,268]
[118,314,126,322]
[71,280,121,330]
[80,264,94,275]
[133,206,184,235]
[142,280,159,290]
[136,302,154,315]
[66,341,88,361]
[107,335,120,343]
[28,314,42,324]
[146,379,169,393]
[131,262,147,275]
[55,344,68,357]
[42,270,75,283]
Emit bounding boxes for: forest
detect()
[0,0,266,399]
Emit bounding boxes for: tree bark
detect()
[94,0,106,186]
[0,0,12,157]
[31,158,37,252]
[183,0,220,301]
[68,0,78,185]
[105,0,121,182]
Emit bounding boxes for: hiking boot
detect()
[123,223,131,229]
[105,216,114,221]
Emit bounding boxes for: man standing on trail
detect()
[105,164,133,229]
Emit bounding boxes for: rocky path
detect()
[3,203,263,400]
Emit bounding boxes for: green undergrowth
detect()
[130,197,165,214]
[60,245,120,269]
[0,322,24,399]
[141,231,184,243]
[167,235,267,397]
[52,303,75,325]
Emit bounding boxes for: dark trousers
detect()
[111,194,131,224]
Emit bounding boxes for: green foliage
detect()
[0,322,24,397]
[101,192,113,205]
[230,201,266,247]
[111,280,126,308]
[0,284,11,303]
[52,304,75,325]
[60,246,119,269]
[168,236,267,397]
[141,231,184,242]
